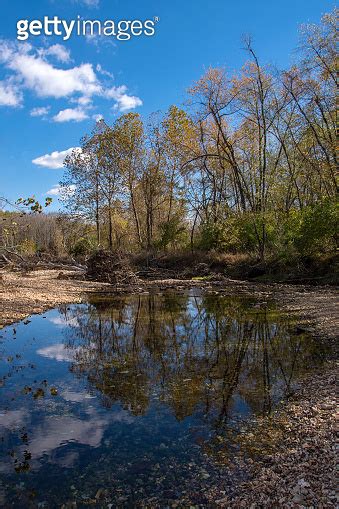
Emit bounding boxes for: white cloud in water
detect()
[36,343,77,362]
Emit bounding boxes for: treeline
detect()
[1,12,336,269]
[60,11,336,264]
[0,210,92,258]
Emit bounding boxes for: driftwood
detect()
[35,260,85,271]
[0,250,85,273]
[3,248,26,262]
[0,253,13,266]
[135,267,178,280]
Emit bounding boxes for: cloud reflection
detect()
[37,343,77,362]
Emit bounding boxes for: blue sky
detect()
[0,0,335,210]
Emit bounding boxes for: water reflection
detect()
[0,291,327,507]
[61,293,322,422]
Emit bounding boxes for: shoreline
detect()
[1,268,338,342]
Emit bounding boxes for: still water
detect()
[0,291,327,507]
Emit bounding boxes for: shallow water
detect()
[0,290,328,507]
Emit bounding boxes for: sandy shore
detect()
[0,268,109,328]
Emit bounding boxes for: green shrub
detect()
[282,199,338,257]
[197,214,274,254]
[19,238,37,255]
[196,199,338,261]
[157,215,187,250]
[71,237,95,257]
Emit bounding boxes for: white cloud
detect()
[77,96,92,106]
[0,40,100,99]
[46,185,61,196]
[14,56,100,98]
[39,44,71,63]
[76,0,100,7]
[106,86,143,112]
[46,184,76,196]
[96,63,114,79]
[26,414,107,459]
[32,147,79,169]
[0,411,109,474]
[92,113,103,121]
[0,80,21,106]
[53,107,89,122]
[116,94,143,111]
[0,40,142,114]
[30,106,50,117]
[85,33,117,50]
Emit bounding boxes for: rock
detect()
[297,479,310,488]
[292,493,305,504]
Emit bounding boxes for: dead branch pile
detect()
[86,250,140,285]
[0,249,85,272]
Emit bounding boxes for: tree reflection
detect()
[60,293,325,426]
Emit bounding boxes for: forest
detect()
[1,11,337,280]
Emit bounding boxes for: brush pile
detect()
[86,250,140,286]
